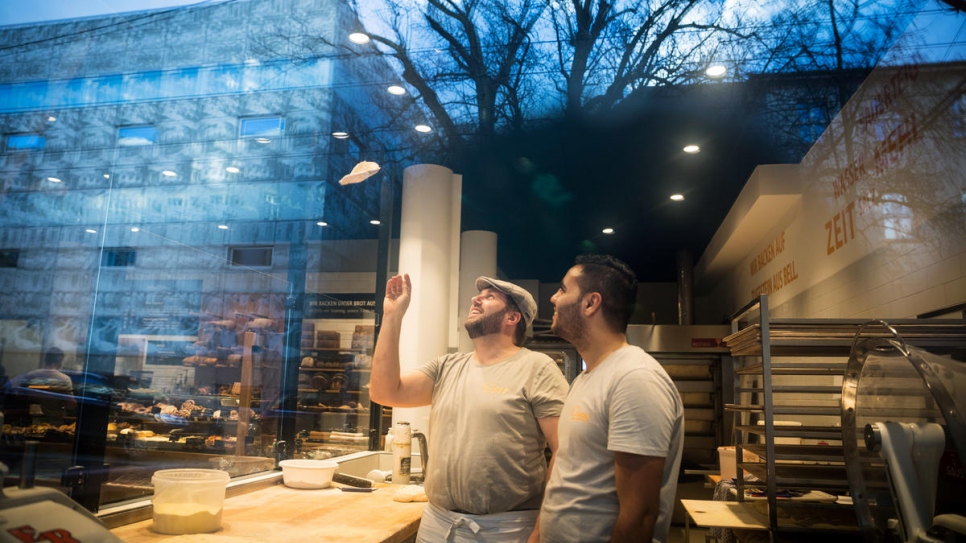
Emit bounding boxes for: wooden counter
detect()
[111,482,425,542]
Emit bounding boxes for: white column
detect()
[457,230,498,352]
[393,164,460,439]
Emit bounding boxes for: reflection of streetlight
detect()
[670,194,685,201]
[683,145,700,154]
[226,166,240,173]
[370,219,381,225]
[316,221,328,226]
[332,132,349,139]
[414,124,432,133]
[162,170,177,177]
[706,65,727,78]
[348,32,370,44]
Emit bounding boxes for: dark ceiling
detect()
[456,81,810,284]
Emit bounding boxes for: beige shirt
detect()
[417,348,569,514]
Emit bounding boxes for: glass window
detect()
[6,134,46,150]
[240,116,284,138]
[118,126,158,146]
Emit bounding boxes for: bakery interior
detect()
[0,0,965,541]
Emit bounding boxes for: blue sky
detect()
[0,0,202,26]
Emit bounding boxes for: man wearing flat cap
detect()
[372,274,569,542]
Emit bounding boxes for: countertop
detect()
[110,482,425,542]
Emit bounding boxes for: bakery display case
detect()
[0,304,388,510]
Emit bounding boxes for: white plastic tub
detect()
[278,459,338,489]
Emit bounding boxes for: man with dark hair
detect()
[7,347,72,390]
[371,274,569,542]
[539,255,684,543]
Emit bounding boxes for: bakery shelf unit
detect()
[724,295,966,540]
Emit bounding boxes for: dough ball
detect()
[393,485,428,503]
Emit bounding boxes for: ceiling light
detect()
[255,137,271,144]
[387,85,406,95]
[602,228,615,234]
[103,174,110,179]
[131,227,140,232]
[47,116,56,122]
[217,224,229,230]
[370,219,381,225]
[47,176,61,183]
[316,221,328,227]
[225,166,240,173]
[85,229,97,234]
[670,194,685,201]
[706,65,727,78]
[348,32,370,44]
[332,131,349,139]
[683,145,700,154]
[414,124,432,133]
[162,170,177,177]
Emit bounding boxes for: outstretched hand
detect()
[383,274,412,317]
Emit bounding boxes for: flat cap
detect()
[475,276,537,327]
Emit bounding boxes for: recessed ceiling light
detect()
[217,224,229,230]
[316,221,328,226]
[47,176,61,183]
[348,32,370,44]
[706,65,727,78]
[225,166,240,173]
[85,229,97,234]
[47,116,57,122]
[162,170,177,177]
[602,228,615,234]
[103,174,110,179]
[131,227,140,232]
[683,145,700,154]
[332,131,349,139]
[255,137,271,144]
[387,85,406,95]
[670,194,685,201]
[414,124,432,133]
[370,219,381,225]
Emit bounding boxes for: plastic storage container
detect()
[278,459,338,489]
[151,469,230,535]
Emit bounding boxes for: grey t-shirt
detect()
[539,345,684,543]
[417,348,569,514]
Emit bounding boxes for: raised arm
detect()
[369,274,434,407]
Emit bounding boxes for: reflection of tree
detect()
[547,0,740,116]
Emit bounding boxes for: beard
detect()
[465,308,507,339]
[551,300,585,344]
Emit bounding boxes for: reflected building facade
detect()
[0,0,399,509]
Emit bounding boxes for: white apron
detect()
[416,502,539,543]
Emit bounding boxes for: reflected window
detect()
[0,250,19,268]
[102,247,136,267]
[797,102,827,144]
[6,134,46,150]
[230,246,273,268]
[953,93,966,138]
[118,126,158,146]
[240,116,284,138]
[882,193,913,240]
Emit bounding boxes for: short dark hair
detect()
[44,347,65,368]
[574,254,637,333]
